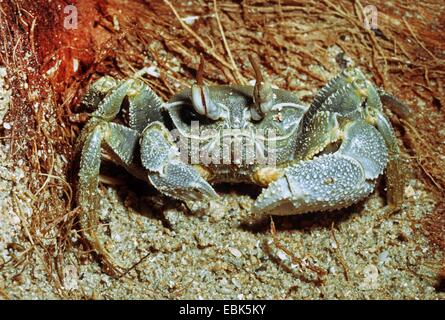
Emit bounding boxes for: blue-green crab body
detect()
[166,85,306,184]
[76,61,408,272]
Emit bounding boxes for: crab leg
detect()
[91,79,136,120]
[78,121,140,203]
[310,67,376,110]
[374,90,409,213]
[77,120,140,271]
[82,74,165,130]
[76,74,169,272]
[253,121,388,216]
[80,76,119,112]
[127,80,164,133]
[293,111,341,161]
[375,112,405,214]
[140,121,218,206]
[293,71,370,162]
[377,89,411,120]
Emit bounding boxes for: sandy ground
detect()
[2,175,443,299]
[69,178,444,299]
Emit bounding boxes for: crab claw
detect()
[141,121,218,204]
[253,121,388,216]
[148,161,218,202]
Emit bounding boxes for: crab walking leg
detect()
[127,80,164,133]
[310,68,355,110]
[77,121,139,271]
[293,111,341,161]
[377,89,412,120]
[92,79,135,120]
[253,121,389,216]
[294,78,368,162]
[375,112,405,213]
[310,67,372,111]
[77,123,110,268]
[140,121,218,206]
[80,76,119,112]
[82,75,166,127]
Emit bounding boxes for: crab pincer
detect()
[253,121,388,215]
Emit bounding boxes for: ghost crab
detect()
[76,56,408,272]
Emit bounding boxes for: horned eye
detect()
[252,80,274,115]
[249,55,275,121]
[191,84,225,120]
[190,56,227,121]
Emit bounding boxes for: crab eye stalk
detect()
[191,56,226,121]
[191,85,224,120]
[248,54,275,121]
